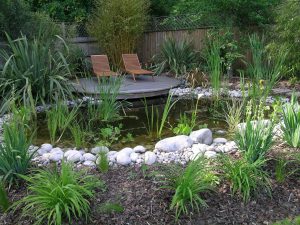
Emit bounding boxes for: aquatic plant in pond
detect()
[46,101,80,144]
[143,94,178,138]
[224,100,244,136]
[15,163,102,225]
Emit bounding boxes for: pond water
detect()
[33,96,228,151]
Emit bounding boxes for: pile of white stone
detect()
[169,87,289,103]
[30,128,238,168]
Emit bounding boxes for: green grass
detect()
[0,120,34,188]
[0,182,10,212]
[15,163,103,225]
[97,151,109,173]
[281,98,300,148]
[220,155,271,202]
[0,34,73,114]
[160,156,218,220]
[235,119,274,163]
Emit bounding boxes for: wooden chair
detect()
[122,54,154,81]
[91,55,117,77]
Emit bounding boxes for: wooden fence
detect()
[69,28,211,64]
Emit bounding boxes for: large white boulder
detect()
[38,143,53,156]
[155,135,193,152]
[91,146,109,154]
[65,150,83,162]
[130,152,139,162]
[144,151,157,165]
[213,138,227,144]
[133,145,146,153]
[116,148,133,165]
[49,147,64,162]
[189,128,213,145]
[83,153,96,162]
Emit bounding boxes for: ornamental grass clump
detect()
[160,156,218,220]
[15,163,102,225]
[0,34,73,113]
[235,100,274,163]
[219,155,271,202]
[153,38,199,77]
[0,119,34,188]
[281,95,300,148]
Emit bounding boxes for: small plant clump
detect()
[15,163,102,225]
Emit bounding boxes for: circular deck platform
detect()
[72,75,181,99]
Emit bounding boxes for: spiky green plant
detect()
[281,96,300,148]
[220,155,271,202]
[0,119,34,188]
[46,101,80,144]
[0,181,10,212]
[0,34,73,114]
[161,156,218,219]
[15,163,102,225]
[153,38,199,77]
[224,100,244,136]
[97,151,109,173]
[69,123,85,149]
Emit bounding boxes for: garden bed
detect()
[2,157,300,225]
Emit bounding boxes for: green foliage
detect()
[246,34,287,99]
[97,152,109,173]
[97,77,123,122]
[268,0,300,78]
[0,119,33,188]
[0,34,73,113]
[25,0,94,22]
[143,94,177,138]
[88,0,150,67]
[97,124,122,147]
[205,36,222,96]
[153,38,199,77]
[170,0,280,27]
[161,156,218,219]
[235,102,274,163]
[220,155,271,202]
[46,102,80,144]
[69,123,85,149]
[275,157,297,183]
[98,202,124,214]
[172,99,199,135]
[281,97,300,148]
[272,215,300,225]
[224,100,244,136]
[15,163,102,225]
[0,181,10,212]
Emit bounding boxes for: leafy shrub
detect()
[0,34,73,112]
[268,0,300,78]
[220,155,271,202]
[281,97,300,148]
[0,120,33,188]
[153,38,199,77]
[88,0,149,67]
[15,163,102,225]
[161,156,218,219]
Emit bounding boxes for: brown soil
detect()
[1,160,300,225]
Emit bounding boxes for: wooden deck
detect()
[72,75,181,99]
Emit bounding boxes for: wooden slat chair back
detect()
[91,55,117,77]
[122,54,154,81]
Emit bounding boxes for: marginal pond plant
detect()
[15,163,102,225]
